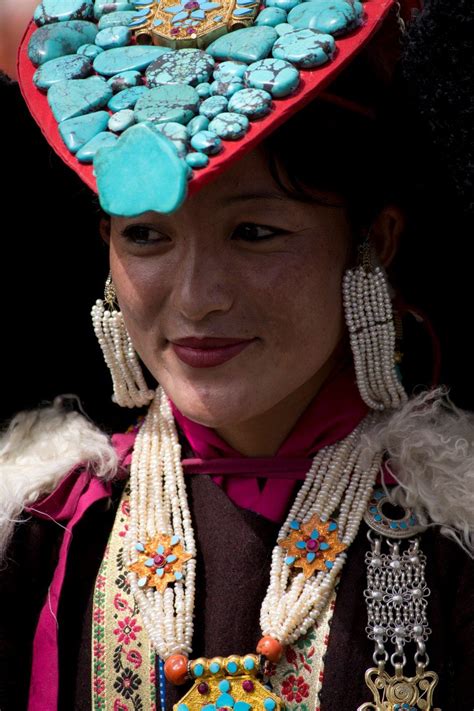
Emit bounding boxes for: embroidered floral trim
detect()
[92,480,156,711]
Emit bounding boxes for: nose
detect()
[171,237,234,321]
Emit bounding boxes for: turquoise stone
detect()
[135,542,145,551]
[213,60,247,81]
[193,663,204,677]
[108,85,149,111]
[28,20,98,66]
[134,84,200,125]
[34,0,94,25]
[209,79,244,98]
[98,10,138,27]
[208,111,248,139]
[217,694,234,707]
[243,657,255,670]
[325,560,333,569]
[199,95,228,119]
[76,130,118,162]
[186,151,209,168]
[154,121,189,157]
[243,57,299,98]
[171,534,180,545]
[275,22,295,34]
[255,7,288,26]
[190,130,222,155]
[93,45,172,76]
[218,680,231,692]
[266,0,301,10]
[108,108,135,131]
[94,122,188,215]
[58,110,110,152]
[227,87,272,118]
[48,75,113,122]
[234,703,251,711]
[33,54,93,91]
[209,661,221,673]
[178,704,189,711]
[196,82,212,98]
[206,26,278,63]
[328,521,337,531]
[319,542,329,550]
[287,0,363,35]
[272,28,336,68]
[290,519,300,529]
[94,1,135,20]
[226,661,238,673]
[146,49,215,88]
[174,570,184,579]
[77,43,104,58]
[296,540,306,549]
[263,699,276,711]
[187,114,209,135]
[285,555,296,564]
[95,25,132,49]
[107,70,142,92]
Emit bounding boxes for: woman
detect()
[1,1,473,710]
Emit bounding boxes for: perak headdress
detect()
[17,0,420,218]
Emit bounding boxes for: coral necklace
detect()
[126,386,384,711]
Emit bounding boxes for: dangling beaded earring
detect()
[342,236,408,411]
[91,271,156,408]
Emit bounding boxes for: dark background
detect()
[1,0,473,434]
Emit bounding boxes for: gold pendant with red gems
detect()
[278,513,347,578]
[128,533,193,593]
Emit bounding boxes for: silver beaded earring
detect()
[342,237,408,411]
[91,272,156,408]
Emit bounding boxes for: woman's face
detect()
[102,143,353,432]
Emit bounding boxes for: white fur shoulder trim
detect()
[0,395,119,563]
[362,386,474,559]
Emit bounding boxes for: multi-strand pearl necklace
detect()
[125,384,386,689]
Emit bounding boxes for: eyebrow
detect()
[224,190,288,203]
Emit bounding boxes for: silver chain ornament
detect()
[358,487,440,710]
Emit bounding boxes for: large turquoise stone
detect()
[227,87,272,118]
[48,75,113,121]
[58,110,110,152]
[243,57,299,97]
[108,85,149,111]
[287,0,364,35]
[34,0,94,25]
[199,95,228,119]
[255,7,288,27]
[93,45,172,76]
[95,25,132,49]
[28,20,98,66]
[208,111,249,139]
[206,26,278,63]
[33,54,93,91]
[107,69,143,92]
[98,10,138,28]
[134,84,200,125]
[94,1,135,20]
[77,130,118,162]
[94,122,188,216]
[272,28,336,67]
[265,0,301,10]
[146,49,215,88]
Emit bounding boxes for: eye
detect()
[120,225,166,245]
[232,223,284,242]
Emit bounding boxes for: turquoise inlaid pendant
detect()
[363,487,428,539]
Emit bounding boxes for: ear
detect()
[99,215,111,246]
[369,204,405,268]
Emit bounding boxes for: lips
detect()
[170,338,256,368]
[171,337,253,349]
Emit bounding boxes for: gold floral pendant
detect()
[358,663,440,711]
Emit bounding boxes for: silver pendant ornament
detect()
[358,486,440,711]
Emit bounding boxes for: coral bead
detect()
[164,654,189,684]
[256,636,284,663]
